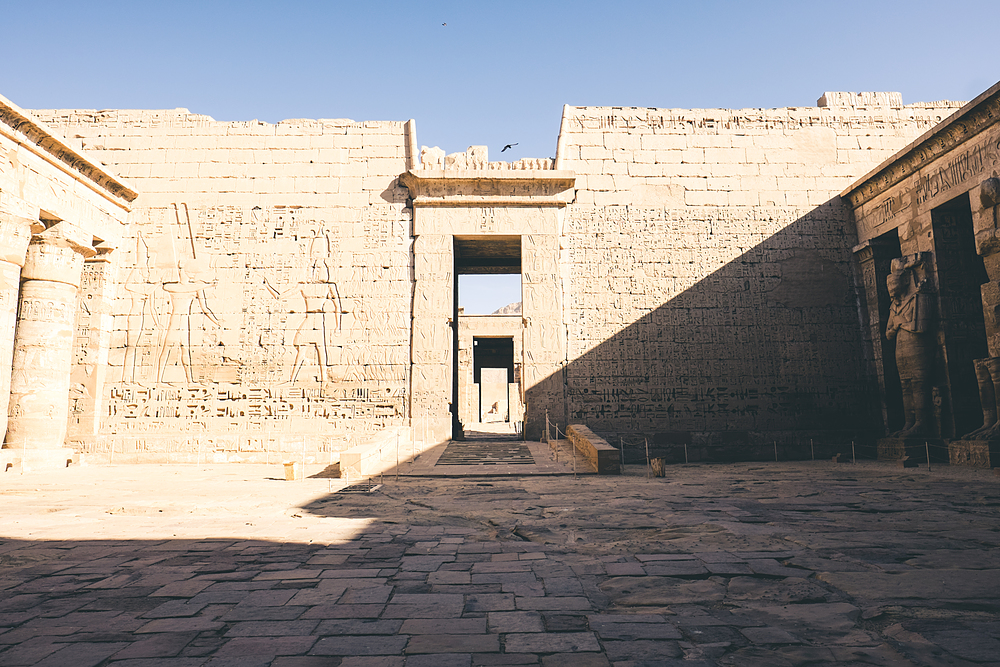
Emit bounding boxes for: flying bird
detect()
[442,22,447,26]
[501,143,518,152]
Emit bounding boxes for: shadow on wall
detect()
[528,198,881,463]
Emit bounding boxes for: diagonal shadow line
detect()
[527,198,882,462]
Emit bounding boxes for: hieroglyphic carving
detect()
[562,204,865,431]
[845,91,1000,209]
[95,202,411,449]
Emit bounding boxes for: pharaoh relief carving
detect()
[155,257,221,385]
[264,232,349,388]
[121,232,163,383]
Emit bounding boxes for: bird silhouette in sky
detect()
[501,143,518,152]
[442,22,447,26]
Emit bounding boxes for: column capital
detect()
[0,211,43,268]
[21,222,96,287]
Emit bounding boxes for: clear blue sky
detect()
[3,0,995,159]
[2,0,996,312]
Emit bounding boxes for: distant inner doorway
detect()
[474,337,515,422]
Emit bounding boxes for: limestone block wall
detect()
[31,108,413,462]
[555,96,965,451]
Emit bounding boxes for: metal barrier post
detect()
[573,430,577,479]
[645,438,650,478]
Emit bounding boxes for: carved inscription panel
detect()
[563,204,868,432]
[80,202,412,449]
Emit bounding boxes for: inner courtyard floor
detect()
[0,460,998,666]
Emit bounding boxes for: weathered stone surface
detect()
[0,461,998,665]
[0,85,970,459]
[600,577,728,606]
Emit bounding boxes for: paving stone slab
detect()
[405,634,500,653]
[401,618,487,634]
[310,635,409,655]
[542,614,589,632]
[316,619,403,636]
[466,593,516,612]
[406,654,472,667]
[488,611,544,633]
[135,617,225,633]
[339,657,404,667]
[220,604,308,621]
[590,621,683,640]
[105,631,200,659]
[472,655,540,665]
[225,620,320,636]
[540,655,610,667]
[515,596,591,611]
[504,632,600,653]
[819,569,1000,600]
[602,639,683,661]
[33,641,130,667]
[301,603,385,619]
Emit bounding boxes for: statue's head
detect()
[886,271,907,298]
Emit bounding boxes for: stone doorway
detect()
[401,165,574,445]
[931,193,990,438]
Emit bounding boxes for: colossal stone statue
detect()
[963,177,1000,442]
[885,253,936,437]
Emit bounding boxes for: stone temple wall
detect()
[32,109,413,462]
[26,93,972,462]
[555,97,965,452]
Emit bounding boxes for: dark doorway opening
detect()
[452,236,521,438]
[474,337,515,423]
[871,229,904,433]
[932,193,989,438]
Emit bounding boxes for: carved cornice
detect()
[0,93,138,207]
[843,80,1000,210]
[398,169,576,207]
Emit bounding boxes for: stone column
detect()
[0,211,40,444]
[5,223,95,469]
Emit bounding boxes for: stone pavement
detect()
[0,460,999,666]
[396,438,591,477]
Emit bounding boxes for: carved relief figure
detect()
[267,233,347,385]
[155,258,221,385]
[121,233,161,383]
[885,253,936,437]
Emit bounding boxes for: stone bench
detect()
[566,424,620,475]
